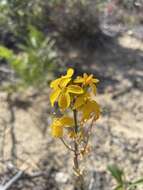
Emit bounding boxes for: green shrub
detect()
[0,26,57,88]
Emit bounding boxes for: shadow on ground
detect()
[57,34,143,94]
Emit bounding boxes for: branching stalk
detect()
[73,110,85,190]
[82,117,95,154]
[73,110,79,171]
[60,138,75,152]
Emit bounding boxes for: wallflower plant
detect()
[49,68,100,189]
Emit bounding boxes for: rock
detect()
[0,186,4,190]
[55,172,69,183]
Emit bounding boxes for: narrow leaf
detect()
[108,165,124,185]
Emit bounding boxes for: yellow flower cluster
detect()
[49,68,100,138]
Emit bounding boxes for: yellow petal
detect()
[83,73,88,79]
[51,123,63,137]
[73,96,85,109]
[79,100,100,121]
[50,88,61,106]
[74,76,84,83]
[50,78,62,89]
[86,74,93,84]
[68,131,76,138]
[67,68,74,77]
[73,93,89,109]
[60,116,74,127]
[58,92,70,110]
[90,83,97,94]
[50,68,74,89]
[60,78,71,88]
[92,78,99,83]
[90,100,100,120]
[67,85,84,94]
[81,102,92,121]
[62,68,74,78]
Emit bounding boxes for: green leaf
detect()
[128,178,143,189]
[133,178,143,185]
[0,45,13,60]
[28,25,44,48]
[114,185,123,190]
[108,165,124,185]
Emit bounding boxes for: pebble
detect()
[55,172,69,183]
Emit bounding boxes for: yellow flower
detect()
[73,93,90,110]
[50,68,74,89]
[78,100,100,121]
[50,116,74,137]
[73,91,100,121]
[51,119,63,138]
[50,84,84,110]
[74,73,99,94]
[50,68,84,110]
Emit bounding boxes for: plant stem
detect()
[73,110,85,190]
[73,110,79,170]
[82,117,94,155]
[60,138,75,152]
[7,93,17,165]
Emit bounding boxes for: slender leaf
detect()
[128,178,143,189]
[114,185,123,190]
[108,165,124,185]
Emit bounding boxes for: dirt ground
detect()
[0,28,143,189]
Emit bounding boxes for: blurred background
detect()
[0,0,143,189]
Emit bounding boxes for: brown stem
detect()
[73,110,85,190]
[60,138,75,152]
[73,110,79,170]
[82,117,95,154]
[7,93,17,165]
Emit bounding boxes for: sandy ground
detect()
[0,32,143,190]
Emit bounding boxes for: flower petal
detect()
[79,100,100,121]
[50,78,62,89]
[83,73,88,79]
[68,131,76,138]
[60,116,74,127]
[66,68,74,77]
[90,83,97,94]
[81,102,92,121]
[90,100,100,120]
[51,123,63,137]
[73,93,89,109]
[67,85,84,94]
[58,92,70,110]
[50,88,61,106]
[86,74,93,84]
[60,78,71,88]
[62,68,74,78]
[73,96,85,109]
[93,78,99,84]
[74,76,84,83]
